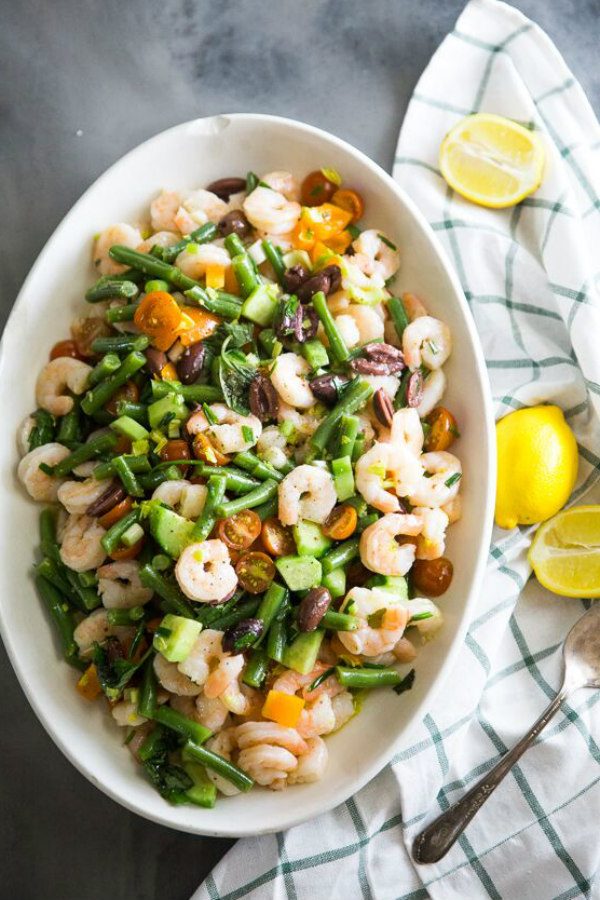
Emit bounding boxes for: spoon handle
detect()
[413,689,566,864]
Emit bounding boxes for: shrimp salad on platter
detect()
[19,167,462,807]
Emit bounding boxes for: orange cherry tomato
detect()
[300,170,339,207]
[423,407,459,452]
[179,307,221,347]
[323,505,358,541]
[50,339,87,362]
[192,432,230,466]
[301,204,352,242]
[217,510,262,551]
[98,496,133,529]
[324,231,352,255]
[113,433,132,454]
[109,537,144,561]
[71,315,111,357]
[260,517,296,557]
[291,220,316,252]
[134,291,186,351]
[76,664,102,701]
[235,551,276,594]
[331,188,365,223]
[159,439,191,462]
[104,381,139,417]
[412,557,454,596]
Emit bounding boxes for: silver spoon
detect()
[413,602,600,864]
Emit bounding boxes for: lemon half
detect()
[440,113,545,208]
[528,506,600,597]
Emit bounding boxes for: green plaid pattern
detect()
[195,1,600,896]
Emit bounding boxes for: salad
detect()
[17,167,462,806]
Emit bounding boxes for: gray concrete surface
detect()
[1,1,598,898]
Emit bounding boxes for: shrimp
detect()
[176,629,237,696]
[407,598,443,636]
[136,230,180,254]
[175,540,238,603]
[393,636,417,664]
[93,223,143,275]
[270,353,315,409]
[59,514,106,573]
[334,305,384,349]
[352,229,401,284]
[35,358,92,416]
[415,369,447,418]
[354,441,403,514]
[205,728,241,796]
[17,443,70,502]
[174,189,228,234]
[331,691,355,731]
[256,425,291,470]
[327,291,352,316]
[152,480,207,519]
[97,560,153,609]
[16,416,35,456]
[363,374,401,405]
[273,662,343,701]
[186,403,261,454]
[243,186,301,235]
[175,243,231,280]
[402,316,452,371]
[237,744,297,789]
[111,701,147,728]
[401,292,429,321]
[153,653,202,697]
[409,452,462,508]
[236,721,308,756]
[390,408,424,456]
[442,494,462,524]
[277,401,322,439]
[287,736,328,785]
[414,506,449,560]
[297,693,336,738]
[339,587,409,656]
[194,694,231,732]
[150,189,182,232]
[359,512,423,576]
[278,464,336,526]
[73,608,134,655]
[260,171,300,202]
[57,478,110,515]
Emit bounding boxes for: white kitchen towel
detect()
[193,1,600,896]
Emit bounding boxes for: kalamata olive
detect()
[274,300,301,342]
[309,373,349,405]
[249,373,279,422]
[406,370,424,408]
[145,347,168,377]
[351,342,405,376]
[411,557,453,596]
[222,617,264,652]
[294,304,318,343]
[296,264,342,302]
[373,388,394,428]
[206,177,247,200]
[86,480,127,518]
[282,264,310,294]
[297,587,331,632]
[218,209,252,238]
[176,342,206,385]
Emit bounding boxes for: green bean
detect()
[321,610,360,631]
[85,278,139,303]
[255,495,279,521]
[93,453,151,481]
[112,455,144,497]
[36,575,80,666]
[81,351,147,415]
[151,381,223,404]
[144,279,170,293]
[312,291,350,363]
[101,508,140,554]
[137,657,158,718]
[330,414,360,459]
[183,740,253,792]
[39,508,59,560]
[184,462,259,495]
[216,479,278,519]
[138,564,195,619]
[105,303,139,324]
[255,582,287,642]
[29,409,55,450]
[231,254,260,298]
[208,597,260,632]
[63,568,101,612]
[357,512,380,532]
[108,244,202,292]
[190,475,227,541]
[388,296,409,341]
[91,334,149,355]
[223,233,246,258]
[36,557,77,604]
[242,648,270,689]
[160,222,219,263]
[115,400,148,424]
[351,432,366,462]
[138,725,167,762]
[266,618,287,663]
[151,554,171,572]
[55,406,81,447]
[335,666,403,689]
[183,286,242,320]
[49,432,117,478]
[106,606,145,626]
[232,451,284,482]
[137,465,181,491]
[261,239,286,283]
[321,538,360,574]
[89,353,121,387]
[310,378,373,456]
[152,706,212,745]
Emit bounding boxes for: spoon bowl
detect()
[563,602,600,690]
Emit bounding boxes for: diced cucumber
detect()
[293,521,332,558]
[148,393,187,430]
[367,574,409,600]
[241,284,279,326]
[301,339,329,370]
[321,566,347,599]
[282,629,325,675]
[149,504,194,558]
[153,614,202,662]
[182,761,217,808]
[109,415,149,441]
[275,555,322,591]
[331,456,355,501]
[282,249,312,271]
[121,522,144,548]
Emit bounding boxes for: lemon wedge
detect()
[528,506,600,597]
[439,113,545,208]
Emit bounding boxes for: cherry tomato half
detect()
[218,510,262,552]
[300,170,339,207]
[192,433,230,467]
[424,407,459,452]
[104,381,139,417]
[323,505,358,541]
[98,496,133,529]
[50,339,87,362]
[411,557,453,597]
[260,517,296,557]
[159,439,191,475]
[71,315,111,357]
[331,188,365,223]
[109,537,144,561]
[235,551,276,594]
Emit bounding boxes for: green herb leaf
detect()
[444,472,462,488]
[218,337,257,415]
[392,668,416,695]
[202,403,219,426]
[378,234,397,252]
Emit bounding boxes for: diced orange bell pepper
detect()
[76,664,102,701]
[301,203,353,241]
[291,220,316,251]
[134,291,186,351]
[310,241,336,266]
[261,690,306,728]
[324,230,352,255]
[160,361,178,381]
[205,263,226,290]
[224,265,241,295]
[179,307,221,347]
